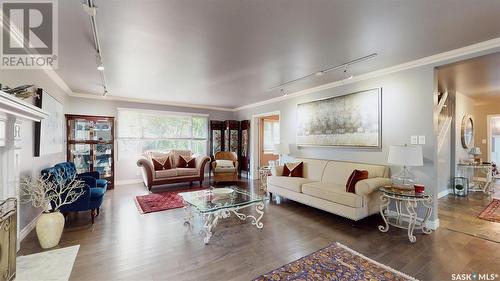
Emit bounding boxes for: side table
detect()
[378,186,433,243]
[258,166,272,191]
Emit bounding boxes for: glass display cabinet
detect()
[66,114,115,189]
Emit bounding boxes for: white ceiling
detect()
[438,52,500,102]
[56,0,500,109]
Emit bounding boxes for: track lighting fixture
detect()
[103,89,108,97]
[84,0,109,95]
[280,89,288,97]
[343,66,353,80]
[271,53,377,90]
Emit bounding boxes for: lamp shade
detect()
[470,147,482,155]
[388,145,423,167]
[272,143,290,155]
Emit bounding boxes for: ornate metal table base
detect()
[184,202,265,244]
[379,193,433,243]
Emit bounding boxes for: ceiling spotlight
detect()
[280,89,288,97]
[96,53,104,71]
[343,67,354,80]
[103,90,108,97]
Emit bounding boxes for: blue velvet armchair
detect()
[41,162,107,224]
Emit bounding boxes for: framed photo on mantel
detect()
[296,88,382,148]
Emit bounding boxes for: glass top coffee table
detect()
[179,186,266,244]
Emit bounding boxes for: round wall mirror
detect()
[461,115,474,149]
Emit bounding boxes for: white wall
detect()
[65,96,235,182]
[0,69,66,231]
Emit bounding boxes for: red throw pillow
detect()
[178,155,196,168]
[152,156,171,171]
[346,170,368,193]
[282,162,303,177]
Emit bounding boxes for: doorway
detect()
[259,115,280,167]
[487,115,500,166]
[250,111,280,179]
[436,52,500,243]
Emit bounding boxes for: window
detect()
[117,108,208,159]
[263,119,279,153]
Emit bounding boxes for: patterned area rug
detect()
[135,187,206,214]
[478,199,500,223]
[254,243,417,281]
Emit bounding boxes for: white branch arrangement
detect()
[20,173,86,212]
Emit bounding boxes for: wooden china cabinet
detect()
[65,114,115,189]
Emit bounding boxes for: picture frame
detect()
[34,88,64,156]
[296,88,382,148]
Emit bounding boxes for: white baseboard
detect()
[19,212,41,242]
[385,210,439,230]
[438,189,452,199]
[115,179,143,186]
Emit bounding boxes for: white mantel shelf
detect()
[0,90,49,121]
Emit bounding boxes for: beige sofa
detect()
[268,158,391,221]
[137,150,210,191]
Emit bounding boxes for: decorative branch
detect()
[20,173,86,212]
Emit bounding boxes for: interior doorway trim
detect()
[487,114,500,162]
[250,111,281,179]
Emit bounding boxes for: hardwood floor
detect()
[439,182,500,243]
[20,179,500,281]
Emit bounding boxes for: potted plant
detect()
[20,174,85,249]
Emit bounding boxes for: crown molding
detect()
[68,92,235,112]
[47,37,500,113]
[43,69,73,95]
[234,37,500,111]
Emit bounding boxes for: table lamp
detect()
[273,143,290,166]
[469,147,482,163]
[388,144,423,186]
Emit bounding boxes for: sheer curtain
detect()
[116,108,208,160]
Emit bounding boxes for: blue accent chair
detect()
[41,162,107,224]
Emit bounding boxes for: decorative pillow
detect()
[152,155,171,171]
[216,160,234,168]
[346,170,369,193]
[178,155,196,168]
[282,162,303,177]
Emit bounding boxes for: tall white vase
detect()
[36,211,65,249]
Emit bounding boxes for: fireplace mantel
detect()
[0,91,49,122]
[1,90,50,252]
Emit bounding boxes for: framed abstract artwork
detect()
[34,88,64,156]
[296,88,382,148]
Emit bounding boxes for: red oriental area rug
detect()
[478,199,500,223]
[134,187,206,214]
